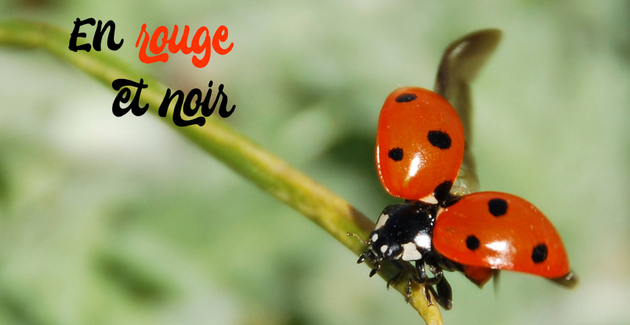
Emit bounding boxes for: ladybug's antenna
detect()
[346,232,370,245]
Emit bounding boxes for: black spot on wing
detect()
[488,198,508,217]
[427,130,451,150]
[466,235,480,250]
[388,148,403,161]
[395,93,417,102]
[532,244,548,263]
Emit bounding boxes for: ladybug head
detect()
[369,229,403,260]
[351,229,403,278]
[348,230,400,277]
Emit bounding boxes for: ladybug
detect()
[351,29,577,309]
[358,193,576,309]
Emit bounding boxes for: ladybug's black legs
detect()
[369,261,381,277]
[434,275,453,309]
[415,258,443,285]
[415,258,428,282]
[426,262,444,285]
[414,257,439,305]
[356,250,383,278]
[384,261,419,303]
[357,250,453,307]
[424,277,453,310]
[414,257,453,309]
[387,260,405,288]
[385,261,415,303]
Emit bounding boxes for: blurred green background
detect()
[1,0,629,324]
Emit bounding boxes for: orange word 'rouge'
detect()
[136,24,233,68]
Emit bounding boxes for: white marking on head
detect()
[401,242,422,261]
[375,213,390,230]
[380,245,389,254]
[371,234,379,242]
[414,233,432,250]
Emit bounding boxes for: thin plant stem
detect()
[0,20,443,325]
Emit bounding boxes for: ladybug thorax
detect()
[368,203,435,262]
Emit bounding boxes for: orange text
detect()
[135,24,234,68]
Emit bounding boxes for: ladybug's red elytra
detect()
[350,29,577,310]
[377,87,465,204]
[434,192,572,285]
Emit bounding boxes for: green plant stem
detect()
[0,20,443,325]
